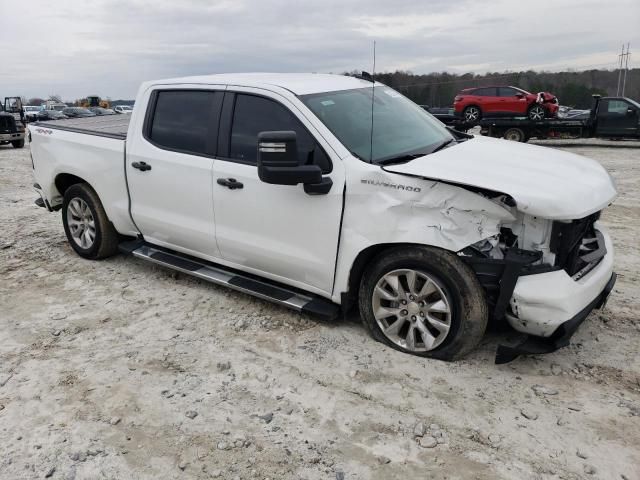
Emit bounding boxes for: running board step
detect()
[118,240,340,320]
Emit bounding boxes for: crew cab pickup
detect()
[30,73,618,363]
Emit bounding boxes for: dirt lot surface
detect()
[1,138,639,480]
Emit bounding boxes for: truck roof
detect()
[144,73,376,96]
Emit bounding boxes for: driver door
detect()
[211,88,345,295]
[597,99,639,137]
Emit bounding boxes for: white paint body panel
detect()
[384,135,617,220]
[125,84,223,258]
[29,126,138,236]
[29,73,618,342]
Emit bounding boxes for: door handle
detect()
[132,161,152,171]
[217,177,244,190]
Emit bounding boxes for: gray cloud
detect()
[2,0,638,100]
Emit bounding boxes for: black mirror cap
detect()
[259,164,323,185]
[257,130,298,168]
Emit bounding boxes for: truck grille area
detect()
[550,212,605,278]
[0,115,16,133]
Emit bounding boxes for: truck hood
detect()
[383,136,617,220]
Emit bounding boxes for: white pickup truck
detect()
[30,73,617,363]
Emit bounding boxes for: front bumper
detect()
[495,222,615,363]
[496,272,616,364]
[0,132,25,142]
[505,222,614,336]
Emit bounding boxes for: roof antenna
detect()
[369,40,376,163]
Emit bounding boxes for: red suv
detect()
[454,86,559,123]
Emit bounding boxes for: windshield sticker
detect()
[321,100,335,106]
[383,89,402,98]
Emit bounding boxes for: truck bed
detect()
[34,115,130,139]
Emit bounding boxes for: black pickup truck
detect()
[477,96,640,142]
[0,97,26,148]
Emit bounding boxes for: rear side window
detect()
[473,88,497,96]
[498,87,518,97]
[228,94,331,172]
[148,90,223,156]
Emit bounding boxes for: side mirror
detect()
[515,93,525,98]
[256,131,332,195]
[627,107,636,116]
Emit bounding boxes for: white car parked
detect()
[23,105,42,122]
[29,73,617,362]
[113,105,133,114]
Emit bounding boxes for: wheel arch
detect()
[342,242,440,313]
[54,172,93,197]
[463,104,482,111]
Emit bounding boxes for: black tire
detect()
[358,246,487,361]
[462,105,482,124]
[504,128,526,142]
[12,139,25,148]
[61,183,119,260]
[527,104,546,121]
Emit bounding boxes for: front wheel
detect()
[358,246,488,361]
[528,105,546,121]
[12,139,25,148]
[62,183,119,259]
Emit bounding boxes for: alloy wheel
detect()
[464,107,480,122]
[66,198,96,249]
[529,106,545,121]
[372,269,452,352]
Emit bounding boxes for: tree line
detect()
[372,68,639,108]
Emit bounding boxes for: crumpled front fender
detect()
[332,163,515,301]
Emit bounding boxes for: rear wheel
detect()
[358,246,488,361]
[528,105,545,121]
[504,128,526,142]
[62,183,119,260]
[463,106,482,124]
[12,139,25,148]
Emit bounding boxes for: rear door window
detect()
[498,87,518,97]
[227,94,331,172]
[148,90,223,156]
[474,88,497,96]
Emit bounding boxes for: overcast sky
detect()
[2,0,638,100]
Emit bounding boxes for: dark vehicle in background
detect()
[480,96,640,142]
[1,97,26,148]
[88,107,115,115]
[37,110,68,121]
[454,86,559,123]
[0,112,25,148]
[62,107,96,118]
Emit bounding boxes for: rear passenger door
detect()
[474,87,498,114]
[498,87,526,115]
[126,87,224,258]
[211,88,345,295]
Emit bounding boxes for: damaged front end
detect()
[458,210,616,364]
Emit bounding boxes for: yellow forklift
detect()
[79,95,110,109]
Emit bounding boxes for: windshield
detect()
[301,86,454,164]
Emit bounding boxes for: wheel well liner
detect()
[55,173,88,196]
[343,243,424,312]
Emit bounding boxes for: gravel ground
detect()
[0,138,639,480]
